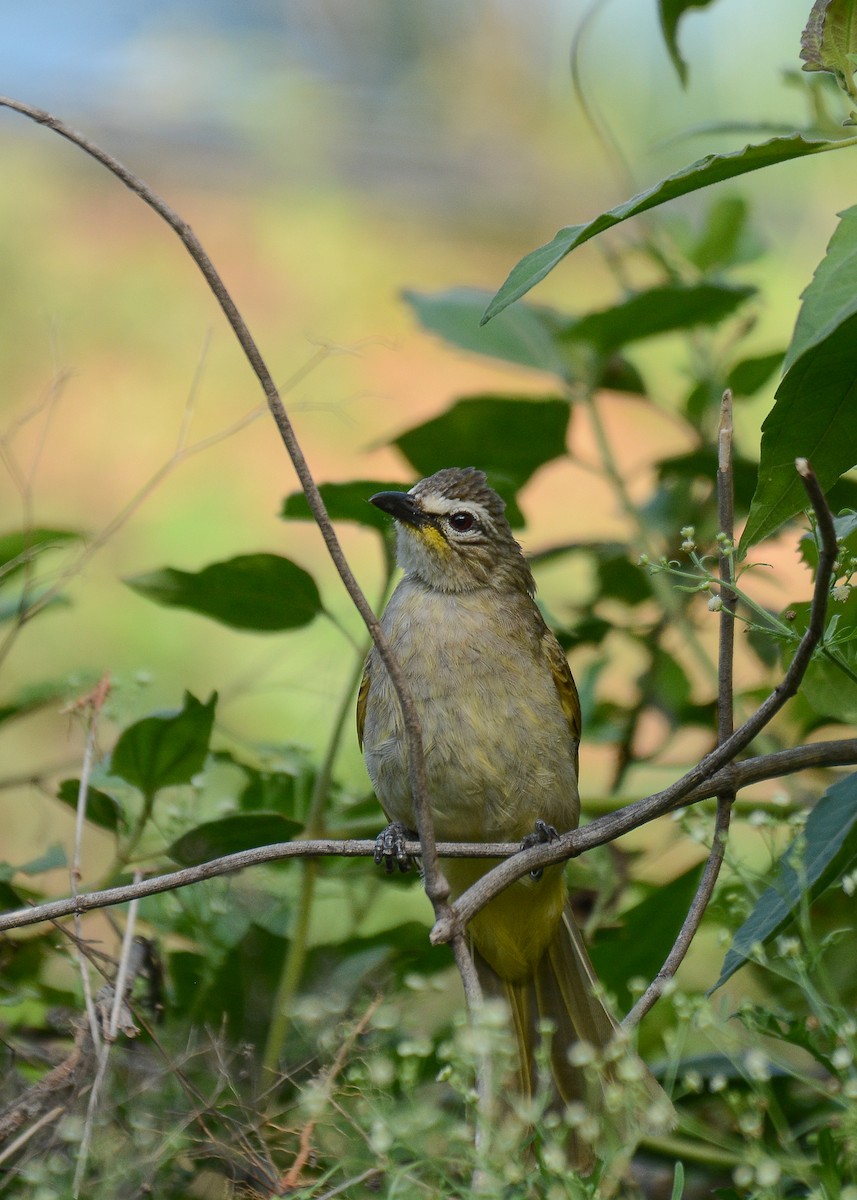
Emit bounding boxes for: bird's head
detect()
[370,467,534,594]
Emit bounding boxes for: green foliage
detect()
[166,812,302,865]
[482,133,857,323]
[125,553,323,632]
[110,690,216,798]
[742,203,857,547]
[5,3,857,1196]
[658,0,721,86]
[713,772,857,989]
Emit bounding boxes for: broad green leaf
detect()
[0,528,81,587]
[725,350,784,397]
[404,287,570,376]
[658,0,720,86]
[591,864,704,1011]
[125,553,322,632]
[392,395,570,521]
[167,812,302,866]
[281,479,411,534]
[801,0,857,119]
[110,691,216,797]
[482,134,857,323]
[711,772,857,990]
[742,205,857,548]
[561,282,755,354]
[56,778,123,833]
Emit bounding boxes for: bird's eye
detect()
[449,510,476,532]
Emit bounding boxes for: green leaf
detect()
[281,480,411,534]
[658,0,720,86]
[562,282,755,354]
[799,509,857,572]
[482,134,857,323]
[725,350,784,397]
[125,553,322,632]
[391,395,570,521]
[0,528,81,587]
[687,195,755,271]
[166,812,302,866]
[742,204,857,548]
[711,772,857,990]
[110,691,217,797]
[16,844,67,875]
[404,287,570,376]
[56,778,123,833]
[801,0,857,98]
[591,865,704,1011]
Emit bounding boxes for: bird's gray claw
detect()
[374,822,416,874]
[520,819,560,852]
[521,819,559,882]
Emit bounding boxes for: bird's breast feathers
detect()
[362,581,580,840]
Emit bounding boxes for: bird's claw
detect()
[374,821,416,874]
[520,819,559,852]
[521,819,559,882]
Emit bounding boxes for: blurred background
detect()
[0,0,850,964]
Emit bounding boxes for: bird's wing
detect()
[541,629,581,770]
[356,654,371,750]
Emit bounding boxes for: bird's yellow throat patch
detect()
[416,524,450,555]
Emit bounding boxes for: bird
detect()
[356,466,667,1170]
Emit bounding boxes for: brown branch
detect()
[0,96,474,993]
[1,738,854,936]
[432,456,840,944]
[625,393,738,1027]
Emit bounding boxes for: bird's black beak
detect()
[369,490,428,527]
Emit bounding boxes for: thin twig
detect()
[624,390,738,1027]
[0,93,450,920]
[72,878,142,1198]
[0,1105,66,1167]
[1,737,855,936]
[69,673,111,1052]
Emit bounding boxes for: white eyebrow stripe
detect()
[416,496,485,518]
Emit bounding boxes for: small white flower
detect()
[745,1049,770,1081]
[755,1159,781,1186]
[832,1046,853,1070]
[832,584,851,603]
[707,594,723,612]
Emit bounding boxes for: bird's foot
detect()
[521,819,559,881]
[520,819,559,851]
[374,821,417,874]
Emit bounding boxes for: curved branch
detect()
[1,737,854,935]
[0,96,462,972]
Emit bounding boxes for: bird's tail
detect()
[474,903,670,1172]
